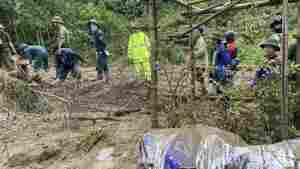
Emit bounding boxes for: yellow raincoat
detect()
[128,31,151,80]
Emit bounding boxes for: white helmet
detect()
[0,24,4,29]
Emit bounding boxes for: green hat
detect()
[51,16,64,24]
[260,38,280,51]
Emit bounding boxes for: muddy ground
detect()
[0,65,257,169]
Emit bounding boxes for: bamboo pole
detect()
[151,0,159,128]
[174,0,201,10]
[188,0,210,6]
[296,2,300,65]
[281,0,289,140]
[182,1,224,17]
[184,0,300,16]
[188,0,196,98]
[179,0,243,38]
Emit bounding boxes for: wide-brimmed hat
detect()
[51,16,64,24]
[260,38,280,51]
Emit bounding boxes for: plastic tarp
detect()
[138,125,300,169]
[138,124,246,169]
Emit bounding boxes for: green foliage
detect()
[3,80,50,113]
[104,0,144,18]
[238,44,264,65]
[15,81,49,113]
[254,66,300,143]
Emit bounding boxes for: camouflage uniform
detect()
[51,16,69,53]
[192,33,209,95]
[0,26,15,70]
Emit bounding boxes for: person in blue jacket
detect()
[17,43,49,73]
[53,48,85,84]
[88,19,110,82]
[213,39,232,82]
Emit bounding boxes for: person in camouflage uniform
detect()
[0,24,17,70]
[192,26,209,94]
[50,16,69,54]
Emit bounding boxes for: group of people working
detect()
[0,16,153,85]
[0,16,112,84]
[0,14,295,90]
[205,15,293,91]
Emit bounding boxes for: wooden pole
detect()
[151,0,159,128]
[281,0,289,139]
[296,2,300,65]
[188,0,196,98]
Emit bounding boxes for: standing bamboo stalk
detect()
[151,0,159,128]
[296,1,300,72]
[281,0,289,140]
[188,0,196,98]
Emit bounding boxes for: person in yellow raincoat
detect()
[128,22,151,81]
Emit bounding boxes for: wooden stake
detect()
[281,0,289,139]
[151,0,159,128]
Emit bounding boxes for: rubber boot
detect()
[104,71,111,83]
[97,72,104,81]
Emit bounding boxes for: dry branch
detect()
[73,116,121,125]
[32,90,68,103]
[77,128,104,153]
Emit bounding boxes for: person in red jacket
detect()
[225,31,238,59]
